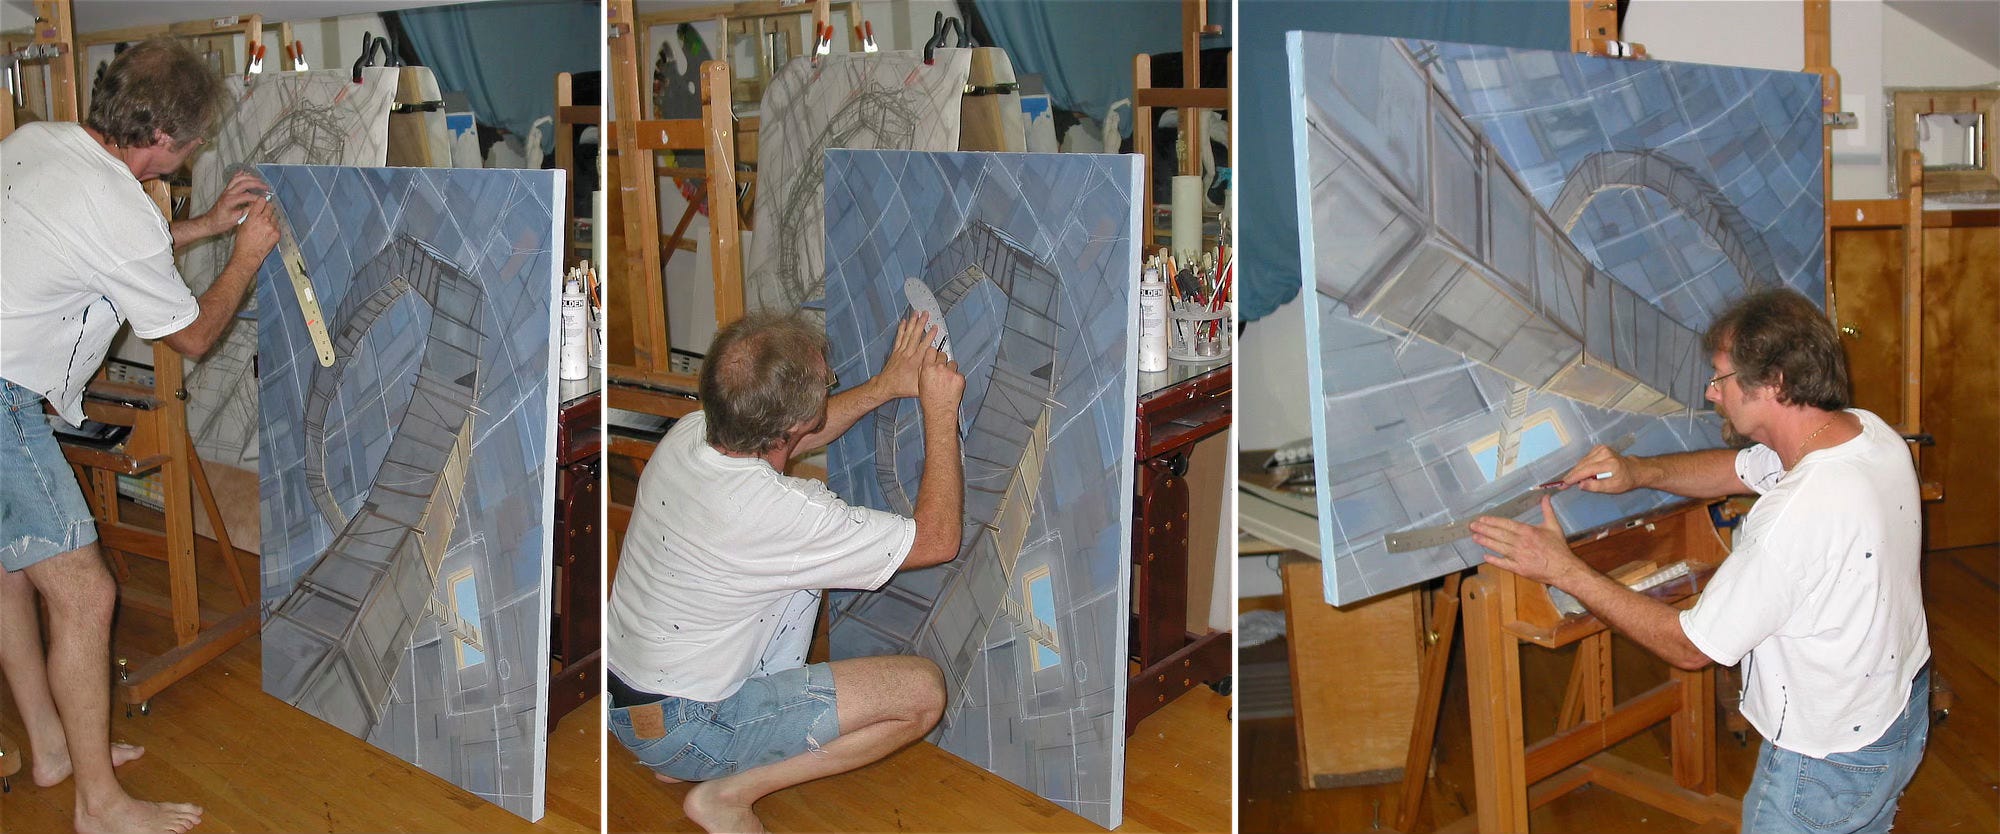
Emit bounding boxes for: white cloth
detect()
[1,123,196,425]
[1681,409,1928,758]
[606,412,916,702]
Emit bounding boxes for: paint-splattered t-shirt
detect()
[1681,409,1928,758]
[607,412,915,702]
[1,122,195,425]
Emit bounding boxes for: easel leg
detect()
[1464,573,1528,834]
[1671,664,1717,794]
[1395,572,1462,833]
[159,454,197,645]
[82,468,131,581]
[183,434,250,606]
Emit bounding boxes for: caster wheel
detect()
[138,700,151,716]
[3,775,11,794]
[1732,730,1748,747]
[1207,676,1233,697]
[1933,708,1949,724]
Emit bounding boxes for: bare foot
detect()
[684,781,765,834]
[654,771,685,784]
[32,742,146,787]
[75,795,203,834]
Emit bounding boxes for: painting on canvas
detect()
[254,164,563,820]
[1287,31,1825,605]
[821,150,1142,829]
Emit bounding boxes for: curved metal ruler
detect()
[1384,433,1637,553]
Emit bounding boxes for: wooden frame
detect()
[1445,501,1736,834]
[73,12,262,117]
[1130,0,1230,248]
[2,0,80,133]
[607,0,747,407]
[1890,88,2000,196]
[636,0,858,113]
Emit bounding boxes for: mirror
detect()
[1917,112,1985,171]
[1892,88,2000,196]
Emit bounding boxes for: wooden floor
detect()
[1240,544,1999,834]
[0,514,603,833]
[608,685,1234,832]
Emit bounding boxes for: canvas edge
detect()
[523,167,564,823]
[1105,150,1144,832]
[1285,33,1348,607]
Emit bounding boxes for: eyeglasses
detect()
[825,370,840,392]
[1706,370,1739,390]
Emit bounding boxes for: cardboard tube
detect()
[1172,174,1203,263]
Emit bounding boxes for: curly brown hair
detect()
[85,38,226,148]
[700,312,831,455]
[1702,288,1850,411]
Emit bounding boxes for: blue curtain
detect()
[394,0,598,157]
[972,0,1229,132]
[1238,0,1566,322]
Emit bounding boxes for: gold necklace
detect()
[1797,414,1840,458]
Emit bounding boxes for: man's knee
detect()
[896,656,946,727]
[25,546,114,626]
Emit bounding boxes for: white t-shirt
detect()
[1681,408,1928,758]
[1,122,197,426]
[606,411,916,702]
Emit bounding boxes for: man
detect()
[1,38,278,834]
[607,310,965,834]
[1473,288,1928,834]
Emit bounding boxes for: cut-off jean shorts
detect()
[1,379,98,572]
[1741,664,1932,834]
[608,663,842,782]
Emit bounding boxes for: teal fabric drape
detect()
[394,0,598,157]
[971,0,1229,133]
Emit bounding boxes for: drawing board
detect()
[742,50,972,314]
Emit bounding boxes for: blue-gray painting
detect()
[1287,32,1825,605]
[822,149,1141,829]
[254,165,563,820]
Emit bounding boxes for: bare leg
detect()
[25,545,202,834]
[0,567,144,787]
[682,655,946,834]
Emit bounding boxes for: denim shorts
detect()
[1,379,98,572]
[608,663,842,782]
[1742,665,1932,834]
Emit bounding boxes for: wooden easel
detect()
[1130,0,1229,248]
[606,0,746,408]
[1446,501,1737,833]
[2,0,259,715]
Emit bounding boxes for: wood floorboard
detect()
[0,504,602,833]
[1240,545,1999,833]
[607,685,1233,832]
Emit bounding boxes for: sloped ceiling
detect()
[1887,0,2000,69]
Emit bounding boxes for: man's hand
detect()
[1559,444,1641,494]
[229,199,280,267]
[1470,495,1586,588]
[877,312,938,399]
[200,171,271,236]
[917,345,964,416]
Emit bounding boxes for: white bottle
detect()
[560,276,588,381]
[1138,267,1168,373]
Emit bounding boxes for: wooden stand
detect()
[547,383,603,729]
[1130,0,1229,248]
[1425,500,1737,833]
[1127,364,1233,733]
[67,341,260,714]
